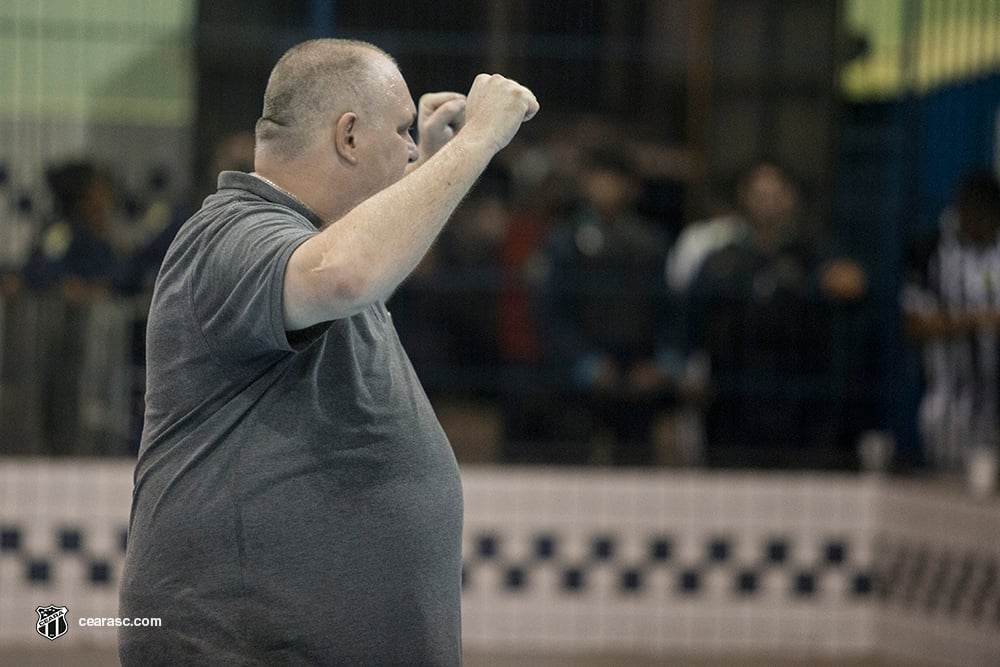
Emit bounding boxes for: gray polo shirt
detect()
[119,171,463,666]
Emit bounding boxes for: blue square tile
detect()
[563,568,585,592]
[980,559,997,596]
[650,537,672,562]
[592,536,615,561]
[59,529,82,552]
[505,567,526,591]
[679,569,700,594]
[89,561,111,585]
[825,541,847,565]
[852,572,872,596]
[0,527,20,552]
[621,569,642,592]
[736,570,757,595]
[971,590,990,621]
[27,560,50,583]
[946,556,976,612]
[708,538,730,563]
[534,534,556,560]
[924,556,951,610]
[793,572,816,596]
[477,534,498,559]
[911,548,931,578]
[766,539,788,564]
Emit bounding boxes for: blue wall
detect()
[916,73,1000,233]
[839,73,1000,467]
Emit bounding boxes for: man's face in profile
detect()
[353,58,418,198]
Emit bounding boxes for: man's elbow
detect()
[310,255,379,315]
[285,260,374,329]
[322,263,373,310]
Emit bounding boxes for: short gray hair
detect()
[255,39,394,159]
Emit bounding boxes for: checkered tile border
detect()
[461,531,873,600]
[1,461,998,663]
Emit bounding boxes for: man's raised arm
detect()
[282,73,538,330]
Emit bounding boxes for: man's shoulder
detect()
[174,188,313,248]
[154,188,314,301]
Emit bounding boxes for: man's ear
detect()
[334,112,359,164]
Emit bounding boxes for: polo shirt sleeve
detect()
[188,207,316,363]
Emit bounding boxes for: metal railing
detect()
[0,292,143,457]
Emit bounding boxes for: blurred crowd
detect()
[0,161,184,456]
[0,134,251,456]
[1,119,997,478]
[382,117,881,470]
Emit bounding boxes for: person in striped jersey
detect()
[903,170,1000,474]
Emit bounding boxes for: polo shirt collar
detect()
[217,170,325,229]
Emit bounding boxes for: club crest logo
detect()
[35,605,68,640]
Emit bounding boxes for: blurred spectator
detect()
[662,184,746,444]
[392,167,511,394]
[684,159,868,468]
[902,169,1000,475]
[494,128,581,363]
[22,161,121,299]
[531,146,671,465]
[497,189,553,368]
[437,168,511,380]
[118,132,257,297]
[667,190,746,296]
[14,160,130,455]
[492,139,572,461]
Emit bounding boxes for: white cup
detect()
[967,446,998,498]
[858,430,894,474]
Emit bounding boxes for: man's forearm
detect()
[283,132,495,328]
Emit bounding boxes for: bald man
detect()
[119,39,537,666]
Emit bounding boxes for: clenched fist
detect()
[463,74,539,154]
[415,91,467,163]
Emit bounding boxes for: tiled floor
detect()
[1,646,891,667]
[464,651,890,666]
[5,463,996,665]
